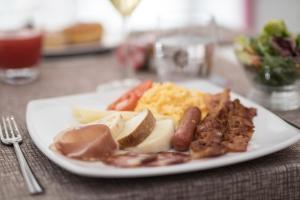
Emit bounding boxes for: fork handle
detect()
[13,142,43,194]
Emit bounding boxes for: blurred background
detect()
[1,0,300,110]
[2,0,300,34]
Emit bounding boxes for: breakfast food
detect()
[204,89,230,114]
[43,23,104,49]
[191,97,257,158]
[116,109,156,148]
[52,124,117,160]
[171,107,201,151]
[135,82,207,123]
[51,81,257,168]
[129,119,174,153]
[107,80,153,111]
[73,108,136,124]
[43,32,66,48]
[63,23,103,44]
[104,152,190,168]
[97,113,125,138]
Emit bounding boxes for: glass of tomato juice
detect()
[0,7,43,85]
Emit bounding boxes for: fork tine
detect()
[2,117,8,139]
[10,116,21,137]
[0,123,4,141]
[5,116,15,138]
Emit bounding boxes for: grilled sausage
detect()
[171,107,201,151]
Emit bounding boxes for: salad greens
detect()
[296,34,300,48]
[235,19,300,86]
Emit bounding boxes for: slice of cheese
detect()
[96,113,125,139]
[128,119,174,153]
[73,107,104,124]
[73,107,136,124]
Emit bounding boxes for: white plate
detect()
[26,80,300,178]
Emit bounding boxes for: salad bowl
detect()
[235,20,300,111]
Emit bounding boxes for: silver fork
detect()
[0,116,43,194]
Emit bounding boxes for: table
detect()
[0,51,300,200]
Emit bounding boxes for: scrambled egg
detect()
[135,82,208,123]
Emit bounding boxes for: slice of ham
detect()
[104,153,157,168]
[146,152,190,167]
[104,152,190,168]
[52,124,117,160]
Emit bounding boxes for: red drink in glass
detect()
[0,29,42,84]
[0,30,42,69]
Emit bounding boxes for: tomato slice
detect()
[132,80,153,98]
[107,80,153,111]
[108,92,138,111]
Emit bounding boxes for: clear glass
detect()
[0,5,42,85]
[109,0,141,79]
[243,67,300,111]
[119,17,135,79]
[154,12,217,82]
[248,83,300,111]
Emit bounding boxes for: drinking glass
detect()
[154,12,217,81]
[0,6,42,85]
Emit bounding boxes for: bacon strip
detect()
[191,91,257,159]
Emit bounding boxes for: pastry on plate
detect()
[63,23,103,44]
[43,32,66,48]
